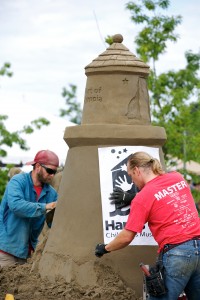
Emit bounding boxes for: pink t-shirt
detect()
[125,172,200,252]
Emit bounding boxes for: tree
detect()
[126,0,182,73]
[0,62,13,77]
[0,63,50,200]
[60,84,82,124]
[150,51,200,163]
[0,114,50,201]
[0,116,50,158]
[126,0,200,165]
[0,62,50,157]
[0,168,9,200]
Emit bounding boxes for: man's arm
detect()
[105,229,136,251]
[7,178,56,218]
[95,229,136,257]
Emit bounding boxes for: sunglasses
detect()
[40,164,57,175]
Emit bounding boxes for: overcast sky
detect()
[0,0,200,119]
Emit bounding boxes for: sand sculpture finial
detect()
[112,34,123,43]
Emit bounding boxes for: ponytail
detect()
[128,152,164,175]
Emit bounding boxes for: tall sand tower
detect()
[39,34,167,297]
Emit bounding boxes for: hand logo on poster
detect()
[115,175,133,191]
[110,155,136,217]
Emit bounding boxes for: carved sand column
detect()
[39,34,166,297]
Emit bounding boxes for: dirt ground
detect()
[0,258,141,300]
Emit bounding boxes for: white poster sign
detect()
[98,146,160,246]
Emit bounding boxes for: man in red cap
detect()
[0,150,59,267]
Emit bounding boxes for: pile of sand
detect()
[0,226,142,299]
[0,259,141,300]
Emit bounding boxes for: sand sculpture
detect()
[38,34,167,297]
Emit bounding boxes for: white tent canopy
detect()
[1,102,75,168]
[169,159,200,176]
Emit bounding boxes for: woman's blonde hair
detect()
[128,151,164,175]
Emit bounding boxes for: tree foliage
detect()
[0,62,50,157]
[60,84,82,124]
[0,168,9,200]
[126,0,182,73]
[105,35,114,46]
[126,0,200,167]
[0,114,50,201]
[0,62,13,77]
[0,63,50,200]
[0,116,50,158]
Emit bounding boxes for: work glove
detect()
[109,188,136,209]
[95,243,110,258]
[46,207,55,227]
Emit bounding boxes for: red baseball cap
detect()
[26,150,59,167]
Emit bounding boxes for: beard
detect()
[37,170,53,184]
